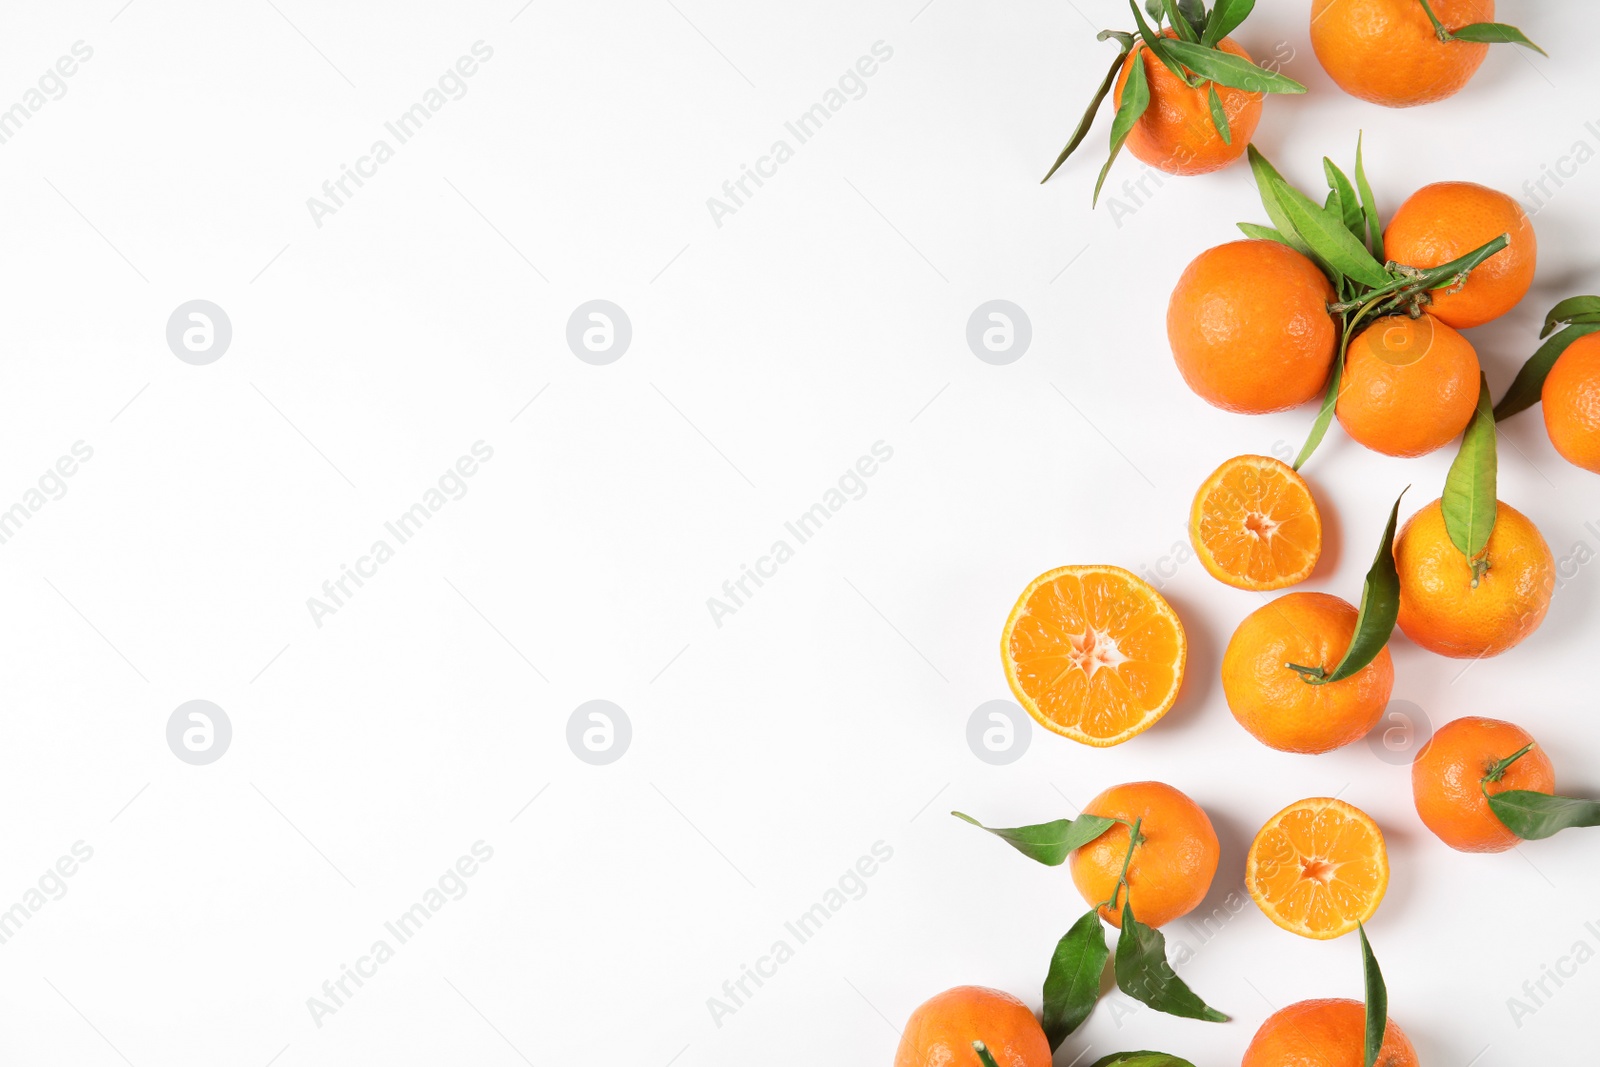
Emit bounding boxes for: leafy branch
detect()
[1285,488,1405,686]
[1495,296,1600,421]
[1481,743,1600,839]
[1043,0,1305,198]
[1241,138,1511,470]
[954,810,1227,1050]
[1415,0,1546,55]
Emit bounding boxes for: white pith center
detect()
[1245,511,1279,540]
[1069,626,1128,677]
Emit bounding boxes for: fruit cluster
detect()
[899,3,1599,1066]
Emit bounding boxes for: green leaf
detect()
[1095,54,1151,206]
[1177,0,1208,35]
[1237,222,1289,244]
[1292,348,1342,471]
[1144,0,1165,21]
[1442,372,1496,571]
[1359,925,1387,1067]
[1159,39,1308,94]
[1113,901,1229,1023]
[1487,791,1600,840]
[1324,158,1364,243]
[1452,21,1547,55]
[1247,147,1312,256]
[1161,0,1200,42]
[1495,323,1600,421]
[1042,43,1135,184]
[1043,909,1111,1049]
[1130,1,1195,85]
[1206,84,1231,144]
[1540,295,1600,338]
[1089,1054,1198,1067]
[1273,178,1392,288]
[1353,134,1383,261]
[1201,0,1253,47]
[952,811,1119,866]
[1317,489,1405,684]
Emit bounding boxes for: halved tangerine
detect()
[1245,797,1388,940]
[1190,455,1321,591]
[1000,565,1186,747]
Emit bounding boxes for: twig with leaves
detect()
[952,810,1226,1051]
[1044,0,1304,201]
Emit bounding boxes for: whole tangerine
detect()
[1114,30,1263,176]
[1310,0,1494,108]
[1222,592,1394,754]
[1412,715,1556,853]
[1069,781,1219,929]
[1169,240,1338,413]
[1385,181,1537,329]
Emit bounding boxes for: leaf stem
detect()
[1295,232,1509,469]
[1285,661,1327,681]
[1415,0,1451,42]
[1098,817,1144,914]
[972,1041,1002,1067]
[1482,742,1536,787]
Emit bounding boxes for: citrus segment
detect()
[1001,565,1186,747]
[1190,455,1322,590]
[1246,797,1388,939]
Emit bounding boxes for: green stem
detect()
[1483,742,1535,787]
[1415,0,1452,42]
[1286,660,1329,684]
[972,1041,1002,1067]
[1097,817,1144,914]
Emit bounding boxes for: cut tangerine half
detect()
[1190,455,1321,591]
[1246,797,1388,940]
[1000,565,1186,747]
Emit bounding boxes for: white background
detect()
[0,0,1596,1064]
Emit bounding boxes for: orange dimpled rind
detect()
[1412,716,1556,853]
